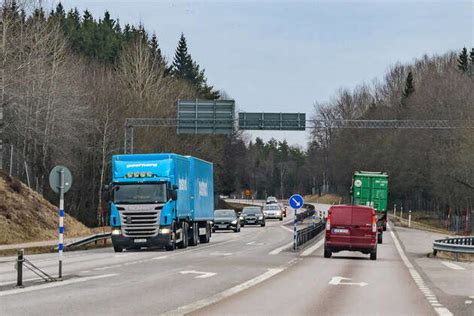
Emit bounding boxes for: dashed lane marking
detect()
[441,261,465,270]
[388,223,452,316]
[300,239,324,257]
[269,242,293,255]
[280,225,293,233]
[0,274,117,297]
[162,268,284,315]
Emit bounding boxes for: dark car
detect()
[324,205,378,260]
[240,207,266,227]
[212,209,241,233]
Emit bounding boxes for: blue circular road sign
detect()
[289,194,304,209]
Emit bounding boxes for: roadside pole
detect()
[288,194,304,251]
[393,204,396,217]
[408,210,412,228]
[49,165,72,280]
[58,169,64,279]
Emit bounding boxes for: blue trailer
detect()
[106,153,214,252]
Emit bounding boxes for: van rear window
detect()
[352,208,373,226]
[330,207,352,226]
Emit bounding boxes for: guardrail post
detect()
[393,204,396,217]
[408,210,412,228]
[400,206,403,220]
[16,249,24,287]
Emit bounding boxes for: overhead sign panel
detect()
[238,112,306,131]
[177,99,235,135]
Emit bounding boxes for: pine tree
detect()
[470,48,474,77]
[171,33,220,98]
[457,47,469,73]
[403,71,415,98]
[172,33,193,81]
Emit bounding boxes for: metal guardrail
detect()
[433,236,474,256]
[296,222,324,247]
[53,232,111,250]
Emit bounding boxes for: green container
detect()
[351,171,388,213]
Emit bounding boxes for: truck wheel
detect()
[189,222,199,246]
[199,223,210,243]
[113,245,123,253]
[324,247,332,258]
[370,247,377,260]
[383,224,387,231]
[279,217,283,221]
[377,232,383,244]
[166,222,177,251]
[261,222,266,227]
[177,222,188,249]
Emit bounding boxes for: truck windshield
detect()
[114,183,167,204]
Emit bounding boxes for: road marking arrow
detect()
[329,276,368,287]
[180,270,217,279]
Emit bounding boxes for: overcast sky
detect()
[55,0,473,147]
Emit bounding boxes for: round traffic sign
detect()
[49,165,73,193]
[289,194,304,209]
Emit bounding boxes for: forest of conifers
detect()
[1,1,473,226]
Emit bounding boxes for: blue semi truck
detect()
[104,153,214,252]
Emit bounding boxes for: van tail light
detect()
[371,216,377,233]
[326,216,331,231]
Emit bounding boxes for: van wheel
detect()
[377,232,383,244]
[370,248,377,260]
[324,247,332,258]
[113,245,123,253]
[261,222,266,227]
[279,217,283,221]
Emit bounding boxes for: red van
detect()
[324,205,378,260]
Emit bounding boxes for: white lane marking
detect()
[163,268,284,315]
[470,296,474,299]
[247,241,255,245]
[0,274,117,297]
[180,270,216,279]
[465,300,472,304]
[0,277,42,286]
[300,239,324,257]
[328,276,368,287]
[114,254,131,258]
[280,225,293,233]
[152,255,170,260]
[269,241,293,255]
[209,252,232,256]
[434,308,453,316]
[388,223,452,316]
[441,261,465,270]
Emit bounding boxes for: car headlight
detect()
[111,228,121,235]
[232,220,237,224]
[258,216,263,219]
[239,216,244,220]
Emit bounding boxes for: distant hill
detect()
[0,170,92,245]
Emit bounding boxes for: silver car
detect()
[263,204,283,221]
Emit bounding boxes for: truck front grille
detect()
[119,205,162,238]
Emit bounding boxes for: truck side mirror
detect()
[103,185,111,202]
[171,188,178,201]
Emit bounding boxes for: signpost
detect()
[238,112,306,131]
[289,194,304,250]
[177,99,235,135]
[49,166,72,279]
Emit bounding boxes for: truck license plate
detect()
[134,238,147,243]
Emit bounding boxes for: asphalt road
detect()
[0,205,471,316]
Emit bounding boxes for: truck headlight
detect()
[160,228,171,234]
[112,229,121,235]
[232,220,237,224]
